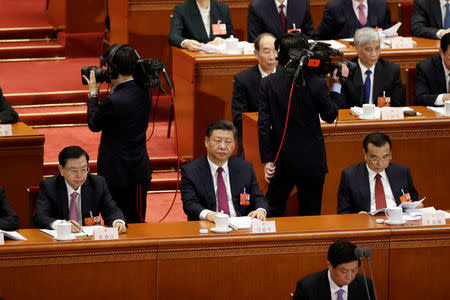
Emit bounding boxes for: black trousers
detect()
[266,172,325,217]
[110,182,150,223]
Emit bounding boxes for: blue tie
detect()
[445,3,450,29]
[364,69,371,104]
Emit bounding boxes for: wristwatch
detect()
[88,91,98,99]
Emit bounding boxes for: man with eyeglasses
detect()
[33,146,127,233]
[337,132,420,214]
[232,32,278,158]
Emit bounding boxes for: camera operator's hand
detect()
[332,63,349,84]
[207,37,224,46]
[83,70,101,95]
[264,162,276,183]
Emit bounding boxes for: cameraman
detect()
[84,44,152,223]
[257,32,348,217]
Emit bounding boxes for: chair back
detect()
[405,67,416,105]
[398,3,414,37]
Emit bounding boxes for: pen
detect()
[229,223,238,230]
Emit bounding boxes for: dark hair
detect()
[58,146,89,167]
[206,120,237,138]
[254,33,276,51]
[441,32,450,53]
[363,132,392,152]
[274,32,309,66]
[103,44,138,76]
[328,240,359,268]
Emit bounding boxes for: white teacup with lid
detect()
[224,35,239,53]
[213,210,230,231]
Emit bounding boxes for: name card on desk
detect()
[391,37,414,49]
[251,220,276,233]
[0,124,12,136]
[422,212,446,226]
[381,107,404,120]
[0,232,4,245]
[93,227,119,240]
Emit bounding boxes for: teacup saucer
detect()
[54,234,76,241]
[384,219,406,226]
[210,227,232,233]
[360,115,378,120]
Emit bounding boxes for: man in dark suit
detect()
[0,88,19,124]
[232,33,277,158]
[414,32,450,106]
[338,132,419,214]
[33,146,127,233]
[411,0,450,39]
[181,120,268,221]
[258,32,348,217]
[85,44,152,223]
[315,0,391,40]
[247,0,314,42]
[0,187,19,231]
[339,27,404,108]
[294,240,375,300]
[169,0,234,51]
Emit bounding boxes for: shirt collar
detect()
[206,156,229,175]
[275,0,287,9]
[441,0,450,8]
[358,59,376,76]
[258,65,276,78]
[353,0,368,10]
[366,163,387,180]
[328,269,349,296]
[111,78,134,94]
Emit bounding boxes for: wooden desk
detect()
[0,215,448,300]
[243,107,450,215]
[172,39,439,159]
[0,123,44,228]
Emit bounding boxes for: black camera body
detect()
[284,38,357,86]
[81,66,110,85]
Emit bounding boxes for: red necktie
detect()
[358,3,367,26]
[279,4,287,33]
[217,167,230,216]
[375,174,386,210]
[70,191,79,221]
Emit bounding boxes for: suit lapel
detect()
[372,60,383,100]
[385,165,401,205]
[352,63,364,105]
[357,163,372,212]
[344,0,356,25]
[57,174,70,220]
[367,0,378,26]
[434,56,447,92]
[80,176,91,223]
[318,269,332,299]
[199,156,217,211]
[227,158,241,215]
[432,0,443,28]
[189,0,209,41]
[270,0,283,36]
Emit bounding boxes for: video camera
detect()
[283,35,357,86]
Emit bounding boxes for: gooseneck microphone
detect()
[354,247,372,300]
[363,247,377,300]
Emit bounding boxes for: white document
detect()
[427,106,446,116]
[0,124,12,136]
[229,216,252,229]
[351,106,381,119]
[0,230,27,241]
[405,206,437,217]
[40,225,103,237]
[400,197,426,209]
[251,219,276,233]
[383,22,402,37]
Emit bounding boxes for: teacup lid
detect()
[215,210,229,218]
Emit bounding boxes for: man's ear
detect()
[58,165,64,177]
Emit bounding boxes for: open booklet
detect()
[40,225,104,237]
[369,197,426,215]
[0,229,27,241]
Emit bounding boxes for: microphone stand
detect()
[354,247,372,300]
[363,247,378,300]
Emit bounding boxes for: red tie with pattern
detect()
[358,3,367,26]
[375,174,386,210]
[217,167,230,216]
[279,4,287,33]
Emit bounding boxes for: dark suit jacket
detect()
[339,58,404,108]
[257,68,340,176]
[0,88,19,124]
[0,187,19,231]
[411,0,442,39]
[293,269,375,300]
[315,0,391,40]
[247,0,314,42]
[337,162,419,214]
[181,156,268,220]
[33,174,126,229]
[414,54,447,106]
[87,79,152,189]
[169,0,234,47]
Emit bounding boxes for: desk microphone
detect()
[363,247,377,300]
[354,247,372,300]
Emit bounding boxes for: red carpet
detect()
[146,193,186,223]
[0,0,51,28]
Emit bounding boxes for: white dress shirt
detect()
[352,0,368,21]
[275,0,288,17]
[437,0,450,37]
[258,65,277,78]
[434,59,450,106]
[199,157,238,220]
[358,60,376,105]
[328,269,349,300]
[366,164,397,211]
[197,1,211,38]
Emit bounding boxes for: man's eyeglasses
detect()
[368,155,391,164]
[67,167,90,176]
